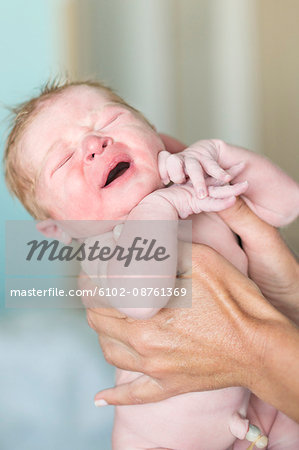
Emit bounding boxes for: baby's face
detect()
[22,85,164,223]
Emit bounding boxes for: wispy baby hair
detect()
[3,77,129,219]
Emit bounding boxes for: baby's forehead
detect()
[20,86,115,168]
[25,85,122,141]
[39,85,115,117]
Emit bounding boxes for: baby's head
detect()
[4,80,165,239]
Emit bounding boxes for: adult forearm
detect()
[248,318,299,423]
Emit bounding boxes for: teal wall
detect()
[0,2,113,449]
[0,0,58,296]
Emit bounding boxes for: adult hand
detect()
[87,243,299,421]
[219,198,299,324]
[85,198,299,421]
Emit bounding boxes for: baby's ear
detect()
[36,219,72,244]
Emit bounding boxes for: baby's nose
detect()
[82,135,113,162]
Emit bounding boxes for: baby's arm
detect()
[160,139,299,226]
[99,180,247,320]
[81,195,181,320]
[214,139,299,226]
[105,195,179,319]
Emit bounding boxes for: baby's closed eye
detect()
[52,153,74,174]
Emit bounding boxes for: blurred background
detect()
[0,0,298,449]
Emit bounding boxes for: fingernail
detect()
[197,189,207,199]
[94,399,108,407]
[238,181,249,189]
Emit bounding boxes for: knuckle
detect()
[86,315,96,331]
[105,355,114,366]
[210,138,225,149]
[102,348,114,366]
[159,150,170,157]
[132,327,155,355]
[99,338,115,366]
[136,330,152,351]
[168,154,182,166]
[86,310,97,329]
[186,156,198,166]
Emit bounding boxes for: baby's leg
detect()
[112,370,177,450]
[232,395,299,449]
[193,215,299,449]
[113,420,175,450]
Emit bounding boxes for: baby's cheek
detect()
[63,179,100,219]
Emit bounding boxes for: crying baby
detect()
[4,80,299,450]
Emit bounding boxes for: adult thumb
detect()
[94,374,166,407]
[218,197,276,251]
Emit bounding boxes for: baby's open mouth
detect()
[104,161,130,187]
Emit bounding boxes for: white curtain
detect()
[64,0,299,251]
[65,0,260,148]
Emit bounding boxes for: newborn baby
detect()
[4,81,299,450]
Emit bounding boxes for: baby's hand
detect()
[151,181,248,219]
[158,140,245,199]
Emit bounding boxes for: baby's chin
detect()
[106,191,156,221]
[101,171,163,220]
[120,178,164,216]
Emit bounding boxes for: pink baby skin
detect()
[22,85,299,449]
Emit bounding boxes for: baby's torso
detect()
[114,368,250,450]
[112,212,250,449]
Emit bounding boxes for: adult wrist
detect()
[244,311,299,421]
[234,293,288,392]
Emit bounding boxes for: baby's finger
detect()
[205,176,226,187]
[226,161,246,180]
[208,181,248,198]
[206,162,245,187]
[166,154,186,184]
[184,157,207,198]
[199,156,232,182]
[191,196,236,213]
[158,150,171,185]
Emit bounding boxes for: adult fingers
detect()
[98,335,142,372]
[86,308,132,345]
[218,197,276,250]
[94,374,168,406]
